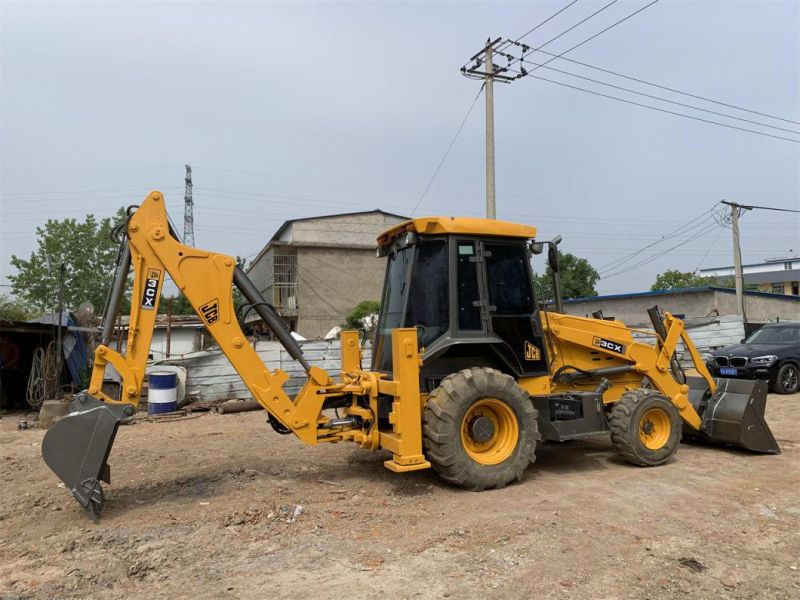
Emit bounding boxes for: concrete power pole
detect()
[462,38,516,219]
[55,263,65,388]
[484,41,496,220]
[183,164,195,247]
[723,200,746,320]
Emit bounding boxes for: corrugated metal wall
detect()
[161,339,372,402]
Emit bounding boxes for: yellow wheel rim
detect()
[461,398,519,466]
[639,407,671,450]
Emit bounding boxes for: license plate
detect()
[720,367,738,376]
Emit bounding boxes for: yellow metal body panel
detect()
[339,330,362,373]
[87,193,715,478]
[88,192,432,468]
[380,328,431,472]
[377,216,536,246]
[540,311,714,431]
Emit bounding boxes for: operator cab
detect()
[373,217,550,391]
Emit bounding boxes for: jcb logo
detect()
[592,336,626,354]
[200,299,219,325]
[524,341,541,361]
[140,269,161,310]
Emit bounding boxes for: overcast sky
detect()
[2,0,798,302]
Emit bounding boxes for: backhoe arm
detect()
[90,191,331,440]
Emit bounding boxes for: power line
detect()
[515,48,800,127]
[410,84,485,216]
[601,221,723,279]
[721,200,800,214]
[598,205,719,272]
[0,186,183,199]
[522,73,800,144]
[508,0,660,80]
[516,57,800,136]
[518,0,620,57]
[0,165,183,174]
[694,226,726,273]
[514,0,580,43]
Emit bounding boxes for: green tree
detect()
[650,270,714,291]
[533,251,599,301]
[158,293,195,315]
[0,294,38,321]
[344,300,380,339]
[9,208,128,313]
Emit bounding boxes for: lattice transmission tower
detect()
[183,164,194,246]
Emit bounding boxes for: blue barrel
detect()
[148,371,178,414]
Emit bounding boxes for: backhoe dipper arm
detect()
[89,191,331,442]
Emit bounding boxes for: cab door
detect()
[482,241,549,376]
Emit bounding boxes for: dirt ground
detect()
[1,393,798,600]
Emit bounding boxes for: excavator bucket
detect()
[686,377,780,454]
[41,393,133,520]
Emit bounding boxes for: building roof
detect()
[700,254,800,273]
[377,216,537,246]
[269,209,407,245]
[247,209,408,270]
[120,314,204,329]
[564,286,800,304]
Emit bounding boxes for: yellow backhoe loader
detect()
[43,192,779,519]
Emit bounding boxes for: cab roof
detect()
[377,217,537,247]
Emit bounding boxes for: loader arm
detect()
[88,191,331,441]
[543,312,717,432]
[542,310,778,455]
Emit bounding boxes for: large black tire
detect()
[773,363,799,395]
[608,389,681,466]
[422,368,540,490]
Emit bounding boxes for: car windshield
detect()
[745,326,800,345]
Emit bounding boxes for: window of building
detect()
[772,282,784,294]
[792,282,799,296]
[273,246,297,310]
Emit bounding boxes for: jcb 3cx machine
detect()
[42,192,779,519]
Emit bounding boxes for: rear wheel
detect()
[422,368,539,490]
[774,363,799,395]
[608,389,681,466]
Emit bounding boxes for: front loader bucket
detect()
[41,393,133,520]
[686,377,780,454]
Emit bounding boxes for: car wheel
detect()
[775,363,800,395]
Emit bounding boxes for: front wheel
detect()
[608,389,681,466]
[422,368,540,490]
[774,363,799,395]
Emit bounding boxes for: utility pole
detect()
[55,263,65,390]
[183,164,194,247]
[484,40,496,219]
[165,297,173,358]
[462,37,516,219]
[722,200,747,320]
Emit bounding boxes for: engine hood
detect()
[711,343,791,358]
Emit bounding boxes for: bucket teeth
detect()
[41,392,130,520]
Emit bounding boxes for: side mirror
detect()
[547,245,559,273]
[530,241,544,255]
[740,338,746,343]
